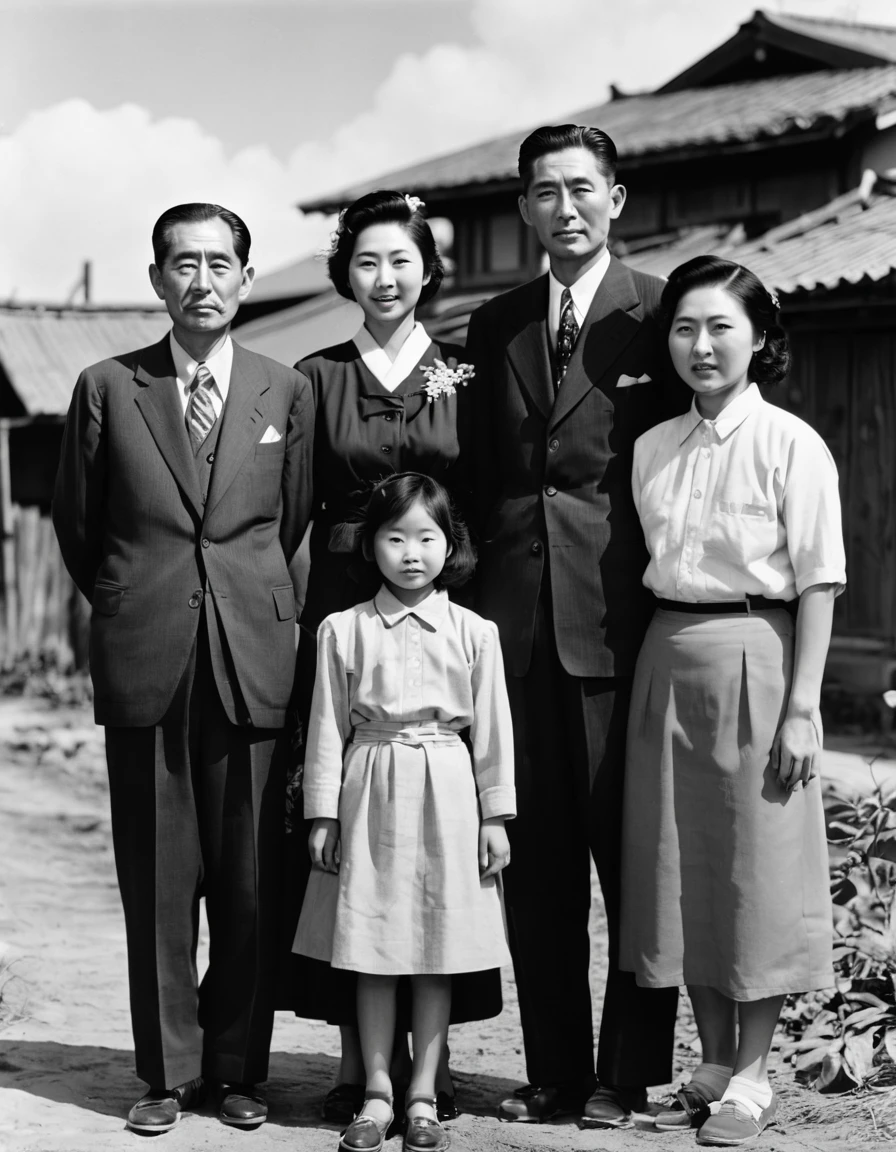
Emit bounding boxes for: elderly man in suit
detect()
[53,203,314,1133]
[466,126,684,1128]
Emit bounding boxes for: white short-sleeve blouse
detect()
[632,383,846,603]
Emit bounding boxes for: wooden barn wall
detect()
[783,312,896,644]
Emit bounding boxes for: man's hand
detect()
[772,709,822,792]
[479,817,511,879]
[308,817,340,873]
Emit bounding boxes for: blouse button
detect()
[530,541,542,555]
[544,485,557,497]
[383,414,395,422]
[694,489,702,499]
[381,445,392,454]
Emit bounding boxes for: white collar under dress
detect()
[353,322,433,392]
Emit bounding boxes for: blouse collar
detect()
[679,381,763,446]
[374,584,450,631]
[353,322,432,392]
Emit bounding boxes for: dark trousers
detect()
[502,593,678,1093]
[105,626,287,1090]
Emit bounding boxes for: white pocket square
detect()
[616,373,652,388]
[259,425,283,444]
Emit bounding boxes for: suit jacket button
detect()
[201,538,210,548]
[531,541,542,554]
[207,452,215,463]
[381,445,392,454]
[548,439,559,452]
[544,485,557,497]
[189,591,203,609]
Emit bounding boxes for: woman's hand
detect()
[772,708,822,792]
[308,817,341,873]
[479,817,511,878]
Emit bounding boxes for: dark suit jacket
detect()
[467,256,685,680]
[53,336,314,728]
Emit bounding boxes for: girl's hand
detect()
[479,817,511,879]
[772,708,822,792]
[308,817,341,873]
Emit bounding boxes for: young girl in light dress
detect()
[294,472,515,1152]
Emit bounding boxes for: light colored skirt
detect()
[619,608,834,1001]
[294,720,511,976]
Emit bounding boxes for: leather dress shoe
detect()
[497,1083,582,1123]
[436,1091,459,1122]
[655,1082,715,1130]
[126,1076,204,1133]
[323,1082,366,1124]
[216,1082,268,1127]
[581,1084,648,1129]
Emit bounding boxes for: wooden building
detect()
[293,8,896,670]
[0,305,169,668]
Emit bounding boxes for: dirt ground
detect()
[0,696,892,1152]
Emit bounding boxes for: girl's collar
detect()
[374,584,449,630]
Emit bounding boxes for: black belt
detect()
[655,596,796,616]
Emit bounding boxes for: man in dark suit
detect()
[466,126,682,1128]
[53,203,314,1133]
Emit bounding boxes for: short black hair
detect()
[518,125,618,190]
[327,190,444,306]
[151,203,251,268]
[662,255,791,387]
[362,473,476,588]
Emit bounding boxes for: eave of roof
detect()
[298,65,896,214]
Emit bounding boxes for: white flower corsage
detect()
[420,358,474,403]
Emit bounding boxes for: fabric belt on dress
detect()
[350,720,462,747]
[655,595,797,616]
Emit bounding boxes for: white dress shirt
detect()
[169,331,232,418]
[353,322,432,392]
[633,383,846,603]
[547,247,611,349]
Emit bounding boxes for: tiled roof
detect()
[299,65,896,212]
[622,174,896,296]
[0,306,170,416]
[768,12,896,62]
[731,176,896,295]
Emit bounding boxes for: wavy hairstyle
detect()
[661,255,791,387]
[327,190,444,306]
[361,472,476,589]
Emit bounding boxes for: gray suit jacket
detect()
[53,335,314,727]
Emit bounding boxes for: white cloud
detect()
[4,0,896,302]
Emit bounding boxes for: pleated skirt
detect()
[294,723,511,976]
[619,608,834,1001]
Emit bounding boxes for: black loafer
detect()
[217,1082,268,1127]
[497,1083,582,1123]
[126,1076,204,1133]
[323,1082,366,1124]
[581,1084,648,1129]
[436,1091,459,1122]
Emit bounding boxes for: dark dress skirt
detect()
[277,335,502,1025]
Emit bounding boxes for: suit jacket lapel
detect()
[133,336,204,517]
[550,256,643,431]
[204,342,269,520]
[506,276,554,420]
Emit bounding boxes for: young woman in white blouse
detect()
[619,256,846,1147]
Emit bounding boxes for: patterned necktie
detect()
[186,362,217,452]
[555,287,579,391]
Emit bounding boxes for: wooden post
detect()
[0,420,17,666]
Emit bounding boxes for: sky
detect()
[3,0,896,303]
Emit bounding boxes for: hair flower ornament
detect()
[767,287,780,309]
[404,194,425,213]
[420,357,474,403]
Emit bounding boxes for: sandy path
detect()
[0,698,872,1151]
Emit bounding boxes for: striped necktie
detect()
[555,287,579,391]
[186,362,217,452]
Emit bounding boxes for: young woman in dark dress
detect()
[283,190,499,1125]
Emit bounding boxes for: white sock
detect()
[689,1062,733,1100]
[721,1074,773,1116]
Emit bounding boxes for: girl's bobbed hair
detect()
[363,473,476,589]
[327,190,445,306]
[662,255,792,387]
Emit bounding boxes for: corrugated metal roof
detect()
[0,306,170,416]
[300,65,896,212]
